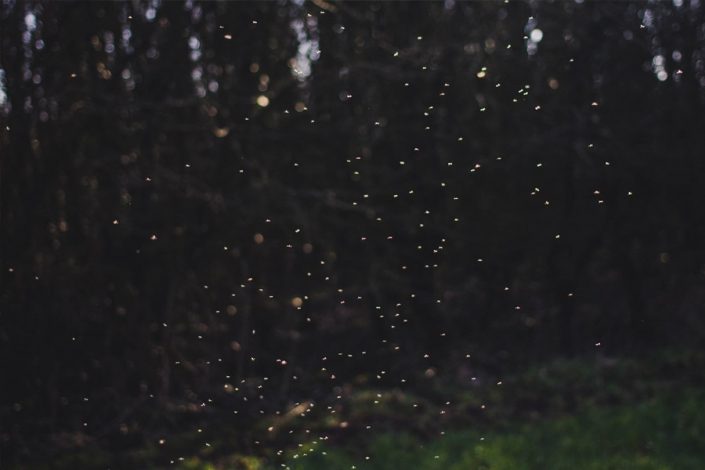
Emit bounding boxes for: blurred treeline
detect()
[1,0,705,465]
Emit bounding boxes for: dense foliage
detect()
[2,1,705,467]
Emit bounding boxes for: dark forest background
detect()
[2,1,705,468]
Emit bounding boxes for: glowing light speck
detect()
[530,28,543,42]
[256,95,270,107]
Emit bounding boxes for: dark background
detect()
[1,0,705,467]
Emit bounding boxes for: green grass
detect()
[21,352,705,469]
[282,389,705,470]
